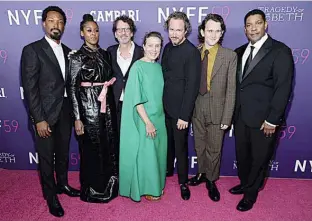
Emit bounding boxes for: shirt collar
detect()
[201,43,219,59]
[117,41,135,56]
[248,33,268,50]
[45,35,62,49]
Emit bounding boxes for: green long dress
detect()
[119,60,167,201]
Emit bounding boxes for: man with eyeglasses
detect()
[188,14,237,202]
[107,15,144,133]
[161,11,201,200]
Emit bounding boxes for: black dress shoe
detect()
[188,173,208,186]
[229,184,245,195]
[47,195,64,217]
[57,185,80,197]
[236,198,254,212]
[206,181,220,202]
[180,184,190,200]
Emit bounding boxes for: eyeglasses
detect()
[116,28,131,33]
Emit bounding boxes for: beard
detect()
[171,37,184,46]
[118,36,130,44]
[49,28,62,41]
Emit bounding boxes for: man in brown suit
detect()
[188,14,237,202]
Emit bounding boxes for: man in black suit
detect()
[230,9,294,212]
[21,6,79,217]
[161,11,201,200]
[107,15,144,132]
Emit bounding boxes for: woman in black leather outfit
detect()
[68,14,118,203]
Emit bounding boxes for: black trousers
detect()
[166,115,189,184]
[234,113,278,202]
[35,98,72,199]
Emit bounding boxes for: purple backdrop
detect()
[1,1,311,179]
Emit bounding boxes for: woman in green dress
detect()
[119,31,167,202]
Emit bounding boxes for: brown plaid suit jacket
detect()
[194,44,237,126]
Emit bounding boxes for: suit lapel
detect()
[41,38,64,82]
[242,37,273,81]
[237,45,247,83]
[62,44,69,82]
[211,46,224,79]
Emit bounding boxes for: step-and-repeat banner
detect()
[1,1,311,179]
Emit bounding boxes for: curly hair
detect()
[198,14,226,45]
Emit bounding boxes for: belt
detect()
[80,77,116,113]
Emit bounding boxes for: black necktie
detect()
[242,46,255,79]
[199,50,209,95]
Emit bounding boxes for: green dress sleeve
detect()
[126,62,147,106]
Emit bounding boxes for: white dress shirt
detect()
[117,41,135,101]
[242,33,268,72]
[45,35,67,97]
[242,33,276,127]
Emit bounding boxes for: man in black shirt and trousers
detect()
[162,11,201,200]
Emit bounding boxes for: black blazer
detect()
[107,43,144,107]
[233,35,294,128]
[21,37,71,126]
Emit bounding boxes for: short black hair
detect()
[42,6,67,25]
[244,9,266,25]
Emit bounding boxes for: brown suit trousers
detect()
[193,93,224,181]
